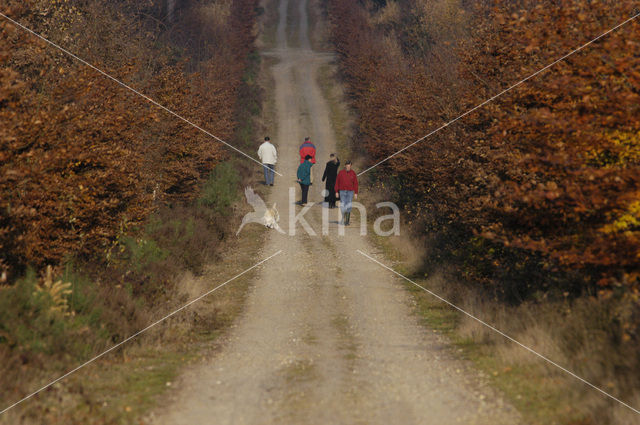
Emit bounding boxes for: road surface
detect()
[149,1,520,423]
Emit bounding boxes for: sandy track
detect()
[149,1,520,423]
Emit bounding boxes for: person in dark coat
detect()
[296,155,313,206]
[322,154,340,208]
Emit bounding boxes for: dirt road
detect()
[150,1,520,423]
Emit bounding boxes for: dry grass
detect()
[199,0,232,30]
[371,228,640,425]
[257,0,279,49]
[369,0,401,27]
[324,0,640,422]
[0,0,267,421]
[316,63,358,166]
[0,219,266,424]
[307,0,331,51]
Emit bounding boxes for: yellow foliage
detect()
[585,130,640,167]
[33,265,73,317]
[601,199,640,234]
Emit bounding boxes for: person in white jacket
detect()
[258,136,278,186]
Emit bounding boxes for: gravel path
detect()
[149,1,520,423]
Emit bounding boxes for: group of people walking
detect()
[257,136,359,226]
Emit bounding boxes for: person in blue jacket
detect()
[296,155,313,206]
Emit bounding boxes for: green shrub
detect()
[122,236,168,273]
[144,211,214,273]
[0,269,61,354]
[62,264,107,333]
[0,266,107,357]
[198,161,240,215]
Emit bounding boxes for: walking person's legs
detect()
[345,190,353,225]
[327,184,336,208]
[338,190,346,224]
[301,184,309,204]
[266,164,275,185]
[263,164,270,185]
[298,182,303,204]
[339,190,353,225]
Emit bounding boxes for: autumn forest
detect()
[1,0,640,424]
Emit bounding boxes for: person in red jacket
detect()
[299,137,316,164]
[334,160,358,225]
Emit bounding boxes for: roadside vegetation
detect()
[324,0,640,423]
[0,0,265,423]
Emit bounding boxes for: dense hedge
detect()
[0,0,258,277]
[327,0,640,315]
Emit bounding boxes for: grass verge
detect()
[315,63,354,163]
[0,39,269,425]
[313,1,639,423]
[369,231,640,425]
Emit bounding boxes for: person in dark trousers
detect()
[299,137,316,164]
[322,153,340,208]
[334,160,358,225]
[296,154,313,206]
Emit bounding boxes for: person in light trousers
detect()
[334,160,358,225]
[258,136,277,186]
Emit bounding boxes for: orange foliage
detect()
[459,1,640,277]
[327,0,640,298]
[0,0,258,276]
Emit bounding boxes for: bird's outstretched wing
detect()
[244,186,267,212]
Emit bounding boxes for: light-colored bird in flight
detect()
[236,187,284,235]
